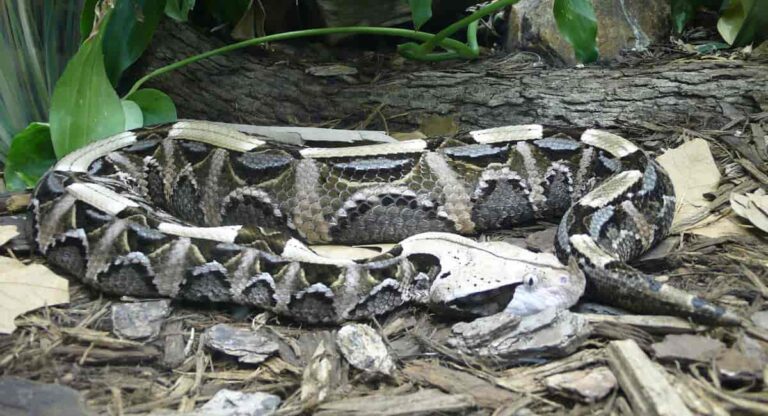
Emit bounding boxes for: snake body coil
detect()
[31,122,739,325]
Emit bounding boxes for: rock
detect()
[449,309,590,364]
[111,300,171,340]
[651,334,725,363]
[716,334,767,383]
[336,324,396,376]
[544,366,617,403]
[0,377,91,416]
[204,324,279,364]
[505,0,670,64]
[524,227,557,253]
[751,310,768,330]
[199,389,281,416]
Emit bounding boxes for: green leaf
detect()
[201,0,250,26]
[165,0,196,22]
[4,123,56,190]
[672,0,731,34]
[553,0,599,63]
[718,0,768,46]
[408,0,432,30]
[102,0,167,85]
[125,88,177,126]
[80,0,100,43]
[121,100,144,130]
[49,16,125,159]
[671,0,696,34]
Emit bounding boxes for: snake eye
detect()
[525,274,537,287]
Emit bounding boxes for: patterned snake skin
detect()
[31,121,740,325]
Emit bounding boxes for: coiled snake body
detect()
[31,121,739,325]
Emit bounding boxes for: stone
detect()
[651,334,725,363]
[336,324,396,375]
[449,309,591,364]
[505,0,671,64]
[544,366,617,403]
[111,300,171,340]
[204,324,279,364]
[199,389,281,416]
[0,377,91,416]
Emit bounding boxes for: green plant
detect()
[4,0,600,190]
[0,0,83,161]
[672,0,768,46]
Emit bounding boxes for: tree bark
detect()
[136,20,768,132]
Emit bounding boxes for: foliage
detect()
[671,0,768,46]
[165,0,195,22]
[553,0,598,63]
[0,0,84,162]
[49,13,125,159]
[102,0,166,85]
[408,0,433,30]
[4,123,56,190]
[717,0,768,46]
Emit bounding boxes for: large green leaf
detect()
[201,0,250,26]
[553,0,599,63]
[102,0,166,85]
[121,100,144,130]
[165,0,196,22]
[49,18,125,159]
[718,0,768,46]
[79,0,99,42]
[408,0,433,30]
[4,123,56,190]
[671,0,722,33]
[125,88,177,126]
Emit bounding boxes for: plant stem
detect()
[125,27,472,97]
[418,0,519,56]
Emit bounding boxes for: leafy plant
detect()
[4,122,56,190]
[553,0,598,63]
[671,0,768,46]
[5,0,602,190]
[0,0,84,162]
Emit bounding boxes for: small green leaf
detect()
[671,0,696,34]
[80,0,100,42]
[5,123,56,190]
[49,15,125,159]
[407,0,432,30]
[553,0,599,63]
[718,0,768,46]
[125,88,177,126]
[165,0,195,22]
[121,100,144,130]
[103,0,167,85]
[201,0,250,26]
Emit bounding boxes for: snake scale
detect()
[31,121,740,325]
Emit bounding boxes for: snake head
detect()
[397,233,585,318]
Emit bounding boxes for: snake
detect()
[31,121,740,325]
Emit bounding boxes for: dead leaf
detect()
[656,139,720,232]
[731,189,768,234]
[0,256,69,334]
[0,225,19,246]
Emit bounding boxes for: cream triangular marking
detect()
[55,132,137,173]
[66,182,139,215]
[580,129,639,158]
[300,139,426,158]
[168,121,265,152]
[579,170,642,208]
[470,125,543,144]
[569,234,615,269]
[157,223,242,243]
